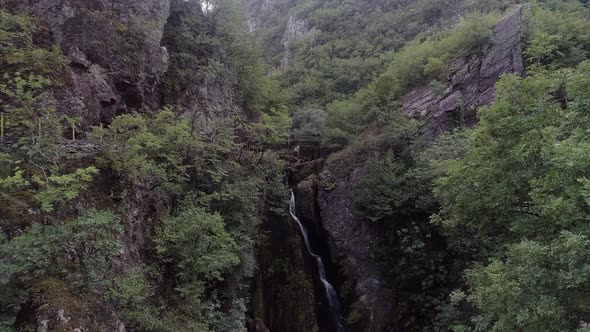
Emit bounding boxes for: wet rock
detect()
[294,174,321,229]
[317,155,394,331]
[247,317,270,332]
[290,159,324,184]
[250,212,320,332]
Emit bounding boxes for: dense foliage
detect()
[342,1,590,330]
[249,0,520,148]
[433,60,590,331]
[0,1,289,331]
[0,8,97,216]
[3,0,590,330]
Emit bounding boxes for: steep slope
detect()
[0,1,285,331]
[245,0,470,106]
[245,1,528,331]
[402,5,524,138]
[3,0,590,331]
[5,0,171,131]
[250,0,590,330]
[315,7,524,331]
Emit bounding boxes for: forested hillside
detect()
[1,0,590,331]
[0,0,290,331]
[246,0,590,330]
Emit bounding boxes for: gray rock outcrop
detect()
[317,155,393,331]
[280,15,310,69]
[316,6,525,331]
[24,0,172,132]
[402,5,524,138]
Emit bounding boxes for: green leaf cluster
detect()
[434,60,590,330]
[0,210,122,286]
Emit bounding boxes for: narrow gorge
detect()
[2,0,590,331]
[246,3,527,331]
[289,189,344,332]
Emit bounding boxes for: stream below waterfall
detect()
[289,190,345,332]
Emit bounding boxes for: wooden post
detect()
[38,118,42,141]
[0,113,4,138]
[100,123,103,142]
[71,121,75,141]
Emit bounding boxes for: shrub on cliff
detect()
[0,209,122,326]
[525,1,590,68]
[0,8,65,79]
[434,61,590,330]
[375,13,499,102]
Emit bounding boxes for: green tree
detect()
[259,105,292,149]
[99,108,202,194]
[153,204,240,329]
[434,61,590,329]
[156,205,240,283]
[0,74,97,212]
[0,8,65,78]
[467,232,590,331]
[353,153,410,222]
[525,1,590,68]
[0,210,122,286]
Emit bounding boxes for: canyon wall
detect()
[300,6,525,331]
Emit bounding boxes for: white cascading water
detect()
[289,190,345,332]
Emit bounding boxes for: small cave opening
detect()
[115,80,143,109]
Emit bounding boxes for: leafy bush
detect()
[0,73,97,212]
[434,61,590,329]
[353,153,406,222]
[156,205,240,283]
[100,109,195,191]
[467,232,590,331]
[0,8,65,78]
[525,1,590,68]
[33,166,98,212]
[0,210,122,286]
[375,14,499,101]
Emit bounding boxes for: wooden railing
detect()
[0,136,101,156]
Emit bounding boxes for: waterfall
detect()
[289,190,344,332]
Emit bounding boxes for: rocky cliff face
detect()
[304,7,525,331]
[280,16,310,69]
[6,0,241,134]
[162,1,244,121]
[15,278,126,332]
[13,0,171,132]
[244,0,311,69]
[316,155,392,331]
[3,1,251,330]
[402,5,524,138]
[250,211,321,332]
[246,0,281,33]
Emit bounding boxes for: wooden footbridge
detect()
[283,135,323,160]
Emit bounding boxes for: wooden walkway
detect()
[284,135,323,160]
[0,137,101,156]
